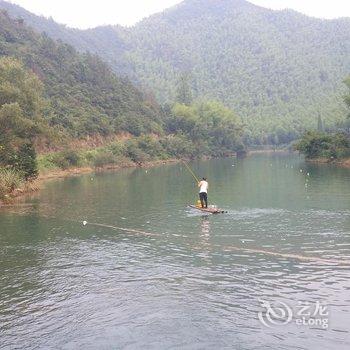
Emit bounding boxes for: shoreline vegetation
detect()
[294,131,350,167]
[304,157,350,167]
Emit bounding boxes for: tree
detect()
[0,57,44,119]
[295,131,350,159]
[176,73,193,106]
[14,143,38,180]
[345,77,350,119]
[170,100,244,154]
[317,113,324,132]
[0,57,44,178]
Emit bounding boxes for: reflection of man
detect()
[201,217,210,235]
[198,177,208,208]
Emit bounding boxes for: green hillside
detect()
[0,10,163,139]
[1,0,349,143]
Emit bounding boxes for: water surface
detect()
[1,153,350,349]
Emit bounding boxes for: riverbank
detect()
[248,149,292,154]
[306,157,350,168]
[39,158,183,180]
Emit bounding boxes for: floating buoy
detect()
[83,221,87,226]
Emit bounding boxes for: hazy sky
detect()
[8,0,350,29]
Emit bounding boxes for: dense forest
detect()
[0,10,244,199]
[0,10,165,138]
[1,0,349,144]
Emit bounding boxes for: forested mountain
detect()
[0,0,349,144]
[0,10,164,138]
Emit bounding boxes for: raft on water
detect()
[188,205,227,214]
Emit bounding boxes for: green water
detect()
[0,153,349,349]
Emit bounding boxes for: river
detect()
[0,153,349,349]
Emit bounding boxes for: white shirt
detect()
[199,180,208,193]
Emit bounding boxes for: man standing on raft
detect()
[198,177,209,208]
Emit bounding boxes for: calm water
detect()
[0,153,350,350]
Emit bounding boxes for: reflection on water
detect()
[0,153,350,349]
[200,217,211,235]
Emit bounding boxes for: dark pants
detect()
[199,192,208,208]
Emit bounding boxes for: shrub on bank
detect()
[0,168,23,199]
[93,151,117,168]
[160,135,196,158]
[106,141,125,156]
[136,135,166,159]
[295,131,350,159]
[7,143,39,180]
[51,150,81,169]
[124,139,150,163]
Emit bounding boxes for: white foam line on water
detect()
[85,221,161,237]
[85,221,350,266]
[221,245,350,266]
[225,208,287,218]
